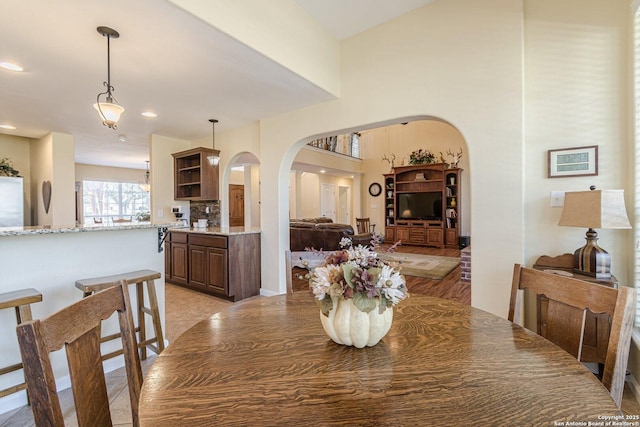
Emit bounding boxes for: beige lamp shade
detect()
[558,188,631,279]
[558,189,631,230]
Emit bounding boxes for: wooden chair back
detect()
[355,218,370,234]
[508,264,635,407]
[16,282,143,427]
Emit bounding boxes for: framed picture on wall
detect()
[548,145,598,178]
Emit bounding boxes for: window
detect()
[82,180,150,224]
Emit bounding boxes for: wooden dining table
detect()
[139,292,621,426]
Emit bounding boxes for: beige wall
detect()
[150,134,191,223]
[0,134,32,225]
[75,163,146,183]
[245,0,525,316]
[169,0,340,97]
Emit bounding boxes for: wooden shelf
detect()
[172,147,220,201]
[384,164,462,248]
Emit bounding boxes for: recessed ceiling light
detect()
[320,170,326,174]
[117,134,127,142]
[141,111,157,118]
[0,124,16,130]
[0,62,23,72]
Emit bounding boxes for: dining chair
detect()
[16,282,143,427]
[508,264,636,408]
[356,217,372,234]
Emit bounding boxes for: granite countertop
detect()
[170,226,261,236]
[0,222,188,238]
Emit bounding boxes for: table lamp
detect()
[558,186,631,279]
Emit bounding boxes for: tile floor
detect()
[0,284,235,427]
[1,280,639,425]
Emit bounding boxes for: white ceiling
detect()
[0,0,434,170]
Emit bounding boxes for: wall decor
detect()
[548,145,598,178]
[42,180,52,213]
[368,183,382,197]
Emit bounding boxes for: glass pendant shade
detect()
[207,154,220,166]
[94,101,125,128]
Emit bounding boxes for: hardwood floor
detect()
[292,244,470,305]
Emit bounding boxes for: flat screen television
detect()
[397,192,442,220]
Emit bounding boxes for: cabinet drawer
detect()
[189,234,228,248]
[170,232,188,243]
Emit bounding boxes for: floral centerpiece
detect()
[309,238,408,348]
[408,148,436,165]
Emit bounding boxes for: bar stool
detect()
[0,288,42,399]
[75,269,164,360]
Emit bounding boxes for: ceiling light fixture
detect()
[207,119,221,166]
[93,26,124,129]
[140,161,150,192]
[0,124,16,130]
[0,62,23,72]
[142,111,157,118]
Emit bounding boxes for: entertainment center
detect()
[384,164,461,248]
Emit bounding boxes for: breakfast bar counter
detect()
[0,222,170,414]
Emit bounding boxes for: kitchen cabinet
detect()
[165,231,260,301]
[165,232,188,285]
[172,147,219,201]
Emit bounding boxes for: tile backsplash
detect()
[190,201,221,227]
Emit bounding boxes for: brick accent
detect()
[461,246,471,283]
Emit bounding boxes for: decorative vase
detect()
[319,297,393,348]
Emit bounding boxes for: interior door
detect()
[229,184,245,227]
[321,184,336,221]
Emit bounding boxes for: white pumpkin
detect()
[320,297,393,348]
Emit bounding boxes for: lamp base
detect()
[573,228,611,280]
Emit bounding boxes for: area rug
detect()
[378,252,460,280]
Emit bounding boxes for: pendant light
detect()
[207,119,221,166]
[140,161,150,192]
[94,26,124,129]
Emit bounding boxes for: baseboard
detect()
[260,288,280,297]
[628,372,640,407]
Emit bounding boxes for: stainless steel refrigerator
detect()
[0,176,24,227]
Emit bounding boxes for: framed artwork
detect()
[548,145,598,178]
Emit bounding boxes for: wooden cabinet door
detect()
[385,227,395,242]
[445,228,458,247]
[171,243,188,285]
[396,227,410,242]
[426,228,443,246]
[206,248,228,294]
[189,245,207,288]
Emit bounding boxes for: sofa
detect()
[289,218,373,251]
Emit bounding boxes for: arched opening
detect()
[283,116,470,302]
[221,152,260,228]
